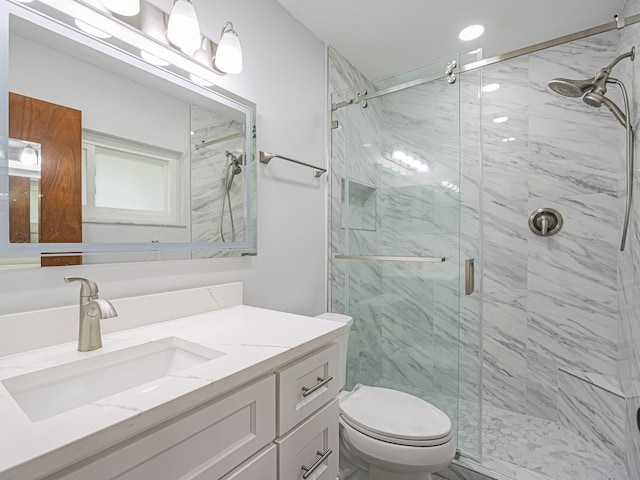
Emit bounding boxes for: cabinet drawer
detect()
[217,445,277,480]
[276,343,339,435]
[276,399,339,480]
[55,375,276,480]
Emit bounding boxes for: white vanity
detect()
[0,283,346,480]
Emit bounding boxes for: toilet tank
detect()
[315,312,352,390]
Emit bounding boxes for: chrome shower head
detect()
[583,91,627,127]
[231,162,242,175]
[548,77,594,97]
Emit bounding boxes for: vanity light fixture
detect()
[166,0,201,54]
[100,0,140,16]
[36,0,245,89]
[214,21,243,74]
[20,145,38,166]
[459,24,484,41]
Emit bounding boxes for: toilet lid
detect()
[340,386,452,445]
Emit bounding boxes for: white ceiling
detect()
[275,0,625,80]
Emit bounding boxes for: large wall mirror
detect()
[0,1,257,268]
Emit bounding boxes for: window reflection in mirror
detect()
[2,9,256,268]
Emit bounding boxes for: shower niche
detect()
[340,179,377,231]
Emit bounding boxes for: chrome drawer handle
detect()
[301,376,333,397]
[301,449,333,479]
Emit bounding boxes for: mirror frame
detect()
[0,0,257,261]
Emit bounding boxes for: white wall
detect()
[0,0,328,316]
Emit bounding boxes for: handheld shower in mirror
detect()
[548,47,635,251]
[220,150,244,242]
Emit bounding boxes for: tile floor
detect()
[370,381,628,480]
[456,401,628,480]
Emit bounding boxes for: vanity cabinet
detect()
[218,446,277,480]
[275,343,340,480]
[276,400,339,480]
[53,376,276,480]
[276,343,340,436]
[46,343,340,480]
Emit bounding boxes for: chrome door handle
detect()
[301,449,333,479]
[301,376,333,397]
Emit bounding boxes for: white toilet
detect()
[316,313,456,480]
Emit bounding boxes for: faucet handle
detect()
[64,277,99,298]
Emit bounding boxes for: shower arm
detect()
[611,77,634,251]
[605,48,635,72]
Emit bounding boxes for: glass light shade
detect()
[215,28,242,74]
[167,0,201,53]
[192,47,212,68]
[101,0,140,16]
[20,146,38,165]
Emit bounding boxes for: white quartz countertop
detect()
[0,305,347,480]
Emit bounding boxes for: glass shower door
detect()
[329,55,472,454]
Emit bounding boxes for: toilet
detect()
[316,313,456,480]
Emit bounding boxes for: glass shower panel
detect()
[329,55,479,456]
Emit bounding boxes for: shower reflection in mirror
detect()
[190,105,247,244]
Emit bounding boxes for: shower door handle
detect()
[465,258,475,295]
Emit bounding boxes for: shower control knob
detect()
[529,208,563,237]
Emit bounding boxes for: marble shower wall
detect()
[618,0,640,477]
[473,29,622,422]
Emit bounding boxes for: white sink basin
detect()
[2,337,224,422]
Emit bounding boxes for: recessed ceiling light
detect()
[483,83,500,93]
[493,116,509,123]
[459,25,485,41]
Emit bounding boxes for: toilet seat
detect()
[340,386,452,447]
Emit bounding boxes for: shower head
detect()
[583,91,627,127]
[225,151,244,175]
[548,77,595,97]
[548,47,635,100]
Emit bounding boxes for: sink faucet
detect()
[64,277,118,352]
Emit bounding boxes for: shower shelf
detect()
[334,255,446,262]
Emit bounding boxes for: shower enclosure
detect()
[329,52,483,459]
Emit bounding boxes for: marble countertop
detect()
[0,305,347,480]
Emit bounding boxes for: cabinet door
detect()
[215,445,277,480]
[276,399,339,480]
[54,375,275,480]
[277,344,339,435]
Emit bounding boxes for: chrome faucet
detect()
[65,277,118,352]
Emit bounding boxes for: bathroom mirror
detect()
[0,1,257,268]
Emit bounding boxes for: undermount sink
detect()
[2,337,224,422]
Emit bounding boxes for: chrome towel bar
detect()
[260,151,327,177]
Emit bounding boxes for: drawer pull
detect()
[301,449,333,479]
[301,376,333,397]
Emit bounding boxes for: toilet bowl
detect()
[315,313,456,480]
